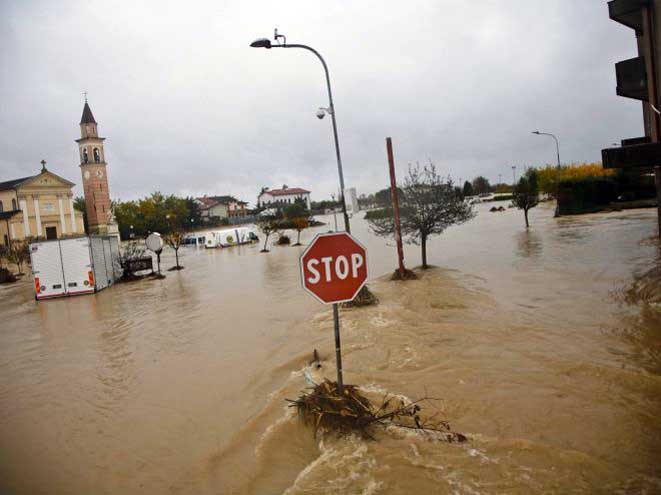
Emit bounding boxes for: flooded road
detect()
[1,203,660,494]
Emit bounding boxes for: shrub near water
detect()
[536,162,615,197]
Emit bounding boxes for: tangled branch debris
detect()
[390,268,418,281]
[287,379,466,443]
[625,266,661,307]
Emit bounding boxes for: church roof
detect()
[0,176,34,192]
[80,102,97,124]
[0,169,75,192]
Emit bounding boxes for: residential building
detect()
[0,162,85,245]
[211,196,249,217]
[195,195,249,222]
[257,186,311,210]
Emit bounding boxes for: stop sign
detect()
[300,232,369,304]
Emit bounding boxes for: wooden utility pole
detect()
[386,137,406,276]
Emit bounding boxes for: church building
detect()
[77,100,117,236]
[0,99,117,246]
[0,162,85,245]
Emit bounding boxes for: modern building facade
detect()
[603,0,661,231]
[0,162,85,246]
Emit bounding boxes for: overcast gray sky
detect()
[0,0,644,205]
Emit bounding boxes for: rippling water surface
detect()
[0,203,659,494]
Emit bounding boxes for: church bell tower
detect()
[76,98,113,235]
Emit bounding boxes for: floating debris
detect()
[625,266,661,307]
[287,379,466,443]
[341,286,378,308]
[390,268,418,281]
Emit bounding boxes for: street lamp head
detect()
[532,131,540,135]
[316,107,327,120]
[250,38,272,49]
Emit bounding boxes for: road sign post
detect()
[300,232,368,394]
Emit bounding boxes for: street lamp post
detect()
[532,131,561,169]
[512,166,517,186]
[330,193,338,232]
[250,30,351,234]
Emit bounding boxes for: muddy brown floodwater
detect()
[1,203,660,494]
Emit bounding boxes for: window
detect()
[93,148,100,163]
[12,198,17,210]
[83,148,89,163]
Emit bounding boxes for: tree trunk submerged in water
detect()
[524,209,530,228]
[421,235,428,269]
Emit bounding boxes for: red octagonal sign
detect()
[300,232,369,304]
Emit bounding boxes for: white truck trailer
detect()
[30,236,120,300]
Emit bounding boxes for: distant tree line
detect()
[75,193,202,239]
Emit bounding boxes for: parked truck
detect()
[30,236,121,300]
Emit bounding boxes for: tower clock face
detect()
[96,170,104,178]
[84,171,90,180]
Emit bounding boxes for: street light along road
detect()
[250,29,351,234]
[532,131,561,169]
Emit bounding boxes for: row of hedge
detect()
[557,174,656,215]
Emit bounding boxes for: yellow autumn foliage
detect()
[535,162,615,196]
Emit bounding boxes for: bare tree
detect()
[512,169,540,228]
[367,163,475,269]
[117,241,148,279]
[165,231,184,270]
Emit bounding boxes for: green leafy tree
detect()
[73,197,89,233]
[472,176,491,195]
[512,169,540,228]
[257,215,280,252]
[113,193,201,239]
[284,201,308,220]
[367,163,475,269]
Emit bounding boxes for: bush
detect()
[276,234,291,245]
[557,178,618,215]
[0,267,17,284]
[536,163,615,197]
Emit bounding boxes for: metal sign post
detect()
[146,233,164,276]
[332,303,344,392]
[300,232,369,395]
